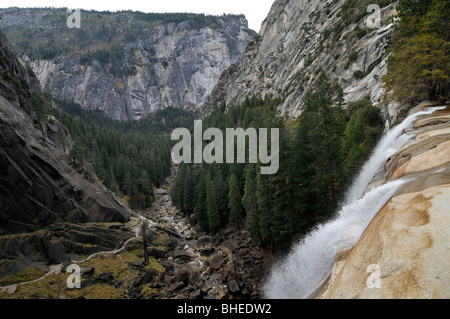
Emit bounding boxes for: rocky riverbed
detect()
[0,167,272,299]
[140,184,272,299]
[136,161,273,299]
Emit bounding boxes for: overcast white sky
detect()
[0,0,275,31]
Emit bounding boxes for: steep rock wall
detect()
[0,30,133,277]
[0,8,254,120]
[203,0,399,122]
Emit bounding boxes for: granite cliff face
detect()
[204,0,398,122]
[0,8,255,120]
[0,29,133,278]
[319,102,450,299]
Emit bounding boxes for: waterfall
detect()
[263,106,445,299]
[343,106,445,205]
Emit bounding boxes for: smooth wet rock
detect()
[322,185,450,299]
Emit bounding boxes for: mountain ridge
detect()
[0,7,255,120]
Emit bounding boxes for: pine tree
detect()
[229,163,245,194]
[256,159,273,248]
[292,73,346,233]
[228,174,244,227]
[183,165,195,217]
[383,0,449,105]
[139,169,153,207]
[267,118,297,247]
[341,101,383,182]
[213,171,228,224]
[243,165,260,242]
[194,171,209,232]
[53,100,174,210]
[56,126,68,152]
[123,171,133,195]
[174,164,187,211]
[115,154,126,184]
[206,172,221,233]
[109,169,119,194]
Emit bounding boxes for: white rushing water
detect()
[263,106,445,299]
[344,106,445,205]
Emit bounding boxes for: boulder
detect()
[155,189,167,196]
[136,268,158,286]
[184,229,195,240]
[188,214,198,226]
[251,250,265,260]
[200,260,210,273]
[173,268,189,284]
[94,272,115,285]
[169,281,185,292]
[130,261,144,269]
[227,279,240,293]
[48,239,70,264]
[221,239,238,251]
[212,236,223,246]
[188,268,202,285]
[189,289,203,299]
[80,267,95,275]
[173,264,202,287]
[196,236,211,248]
[208,254,225,270]
[80,278,93,289]
[199,248,215,257]
[172,250,194,262]
[3,284,18,295]
[147,247,167,259]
